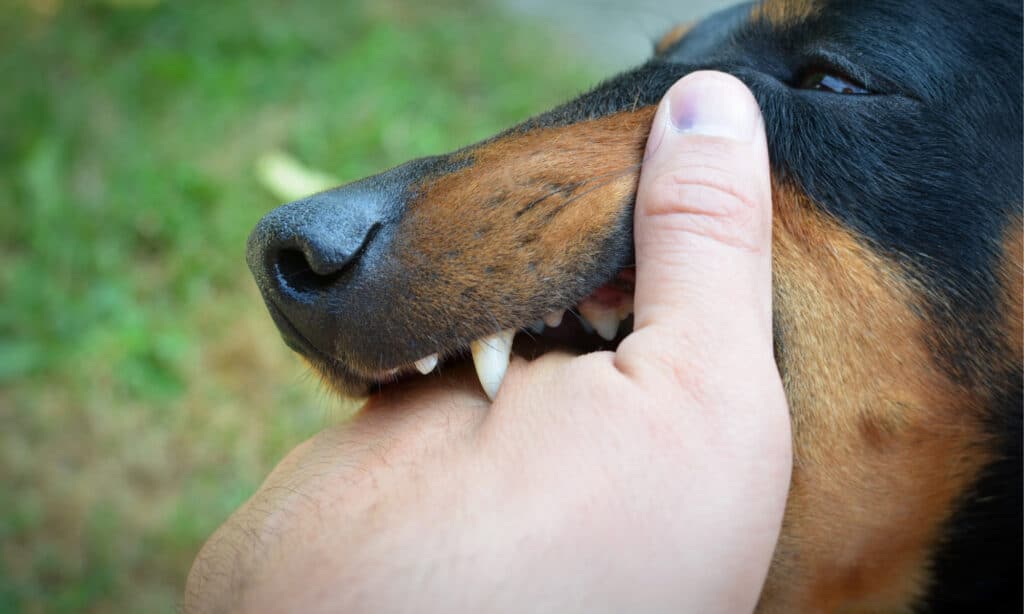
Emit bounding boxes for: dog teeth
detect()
[542,309,565,328]
[470,329,515,401]
[414,353,439,375]
[579,302,620,341]
[408,299,633,396]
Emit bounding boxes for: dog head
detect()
[248,1,1022,610]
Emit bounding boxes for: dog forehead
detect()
[659,0,825,62]
[660,2,753,63]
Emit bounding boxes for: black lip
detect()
[264,300,326,360]
[263,300,381,396]
[260,268,635,396]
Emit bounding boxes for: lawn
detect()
[0,0,596,610]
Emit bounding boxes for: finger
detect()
[620,71,774,376]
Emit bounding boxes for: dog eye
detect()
[798,71,870,95]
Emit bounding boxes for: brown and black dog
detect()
[246,1,1022,611]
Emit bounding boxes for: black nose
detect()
[261,214,379,298]
[246,183,392,353]
[249,189,382,297]
[247,156,445,363]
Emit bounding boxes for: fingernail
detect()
[668,73,758,142]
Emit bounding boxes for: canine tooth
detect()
[528,320,545,334]
[414,353,439,375]
[470,329,515,401]
[579,303,620,341]
[542,309,565,328]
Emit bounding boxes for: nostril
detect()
[270,222,381,296]
[274,248,345,295]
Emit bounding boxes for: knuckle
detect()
[647,164,760,218]
[615,332,712,400]
[642,165,767,252]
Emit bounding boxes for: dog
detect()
[245,1,1022,610]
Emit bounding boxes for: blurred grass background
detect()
[0,0,597,610]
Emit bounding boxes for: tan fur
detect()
[1000,216,1023,366]
[390,107,656,339]
[655,23,693,56]
[751,0,820,27]
[758,186,992,612]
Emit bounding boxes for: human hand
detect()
[185,71,791,614]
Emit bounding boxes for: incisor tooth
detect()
[414,353,438,375]
[528,320,545,334]
[470,329,515,401]
[579,303,620,341]
[543,309,565,328]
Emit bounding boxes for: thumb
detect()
[623,71,773,372]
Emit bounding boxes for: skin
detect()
[184,72,793,614]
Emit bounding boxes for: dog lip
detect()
[262,267,638,398]
[265,299,337,366]
[263,299,394,393]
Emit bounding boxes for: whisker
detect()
[540,163,644,222]
[513,162,645,222]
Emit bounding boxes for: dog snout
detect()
[246,185,389,349]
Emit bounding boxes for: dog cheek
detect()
[764,185,994,611]
[389,111,653,330]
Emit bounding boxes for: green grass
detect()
[0,1,597,610]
